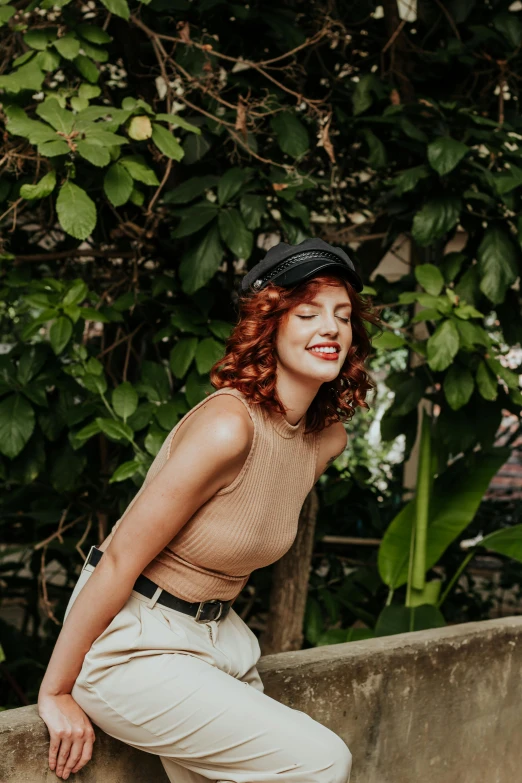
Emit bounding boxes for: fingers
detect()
[70,734,95,775]
[60,738,84,780]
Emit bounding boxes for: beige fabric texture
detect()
[66,564,352,783]
[104,386,321,602]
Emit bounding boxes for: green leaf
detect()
[56,182,97,240]
[76,140,111,167]
[163,175,219,204]
[179,223,224,295]
[352,74,378,115]
[443,365,474,410]
[218,167,251,205]
[427,319,460,371]
[493,12,522,48]
[145,427,166,456]
[240,194,266,230]
[54,33,80,60]
[485,356,520,391]
[140,360,170,403]
[414,264,445,296]
[36,98,74,133]
[372,331,405,350]
[20,170,56,201]
[99,0,130,19]
[170,337,198,378]
[0,395,35,459]
[24,30,51,50]
[195,338,224,374]
[103,162,133,207]
[112,382,138,421]
[270,112,309,158]
[171,203,218,238]
[74,54,99,83]
[411,197,461,246]
[82,127,127,146]
[477,226,519,304]
[119,155,159,185]
[427,137,469,176]
[218,208,253,259]
[49,316,73,354]
[71,419,101,448]
[390,165,431,195]
[476,360,498,401]
[374,605,446,636]
[35,49,61,71]
[378,449,510,589]
[152,123,184,160]
[154,113,201,134]
[63,279,88,306]
[76,24,112,44]
[37,140,70,157]
[362,129,387,168]
[109,460,141,483]
[96,417,134,442]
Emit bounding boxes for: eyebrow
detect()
[305,298,352,309]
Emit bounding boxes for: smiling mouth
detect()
[306,347,340,361]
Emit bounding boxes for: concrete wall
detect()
[2,615,521,783]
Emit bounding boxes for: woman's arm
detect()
[38,396,253,779]
[313,422,348,483]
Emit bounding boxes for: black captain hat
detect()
[240,237,364,294]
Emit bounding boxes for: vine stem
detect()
[437,548,477,609]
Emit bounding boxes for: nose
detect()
[318,312,339,336]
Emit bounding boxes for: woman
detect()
[38,237,380,782]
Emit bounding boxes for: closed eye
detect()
[297,315,351,324]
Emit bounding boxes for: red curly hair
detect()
[209,274,383,434]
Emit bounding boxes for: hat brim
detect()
[272,259,364,293]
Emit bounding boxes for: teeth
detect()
[309,346,338,354]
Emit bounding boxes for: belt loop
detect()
[146,586,163,609]
[83,545,96,571]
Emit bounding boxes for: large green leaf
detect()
[240,194,266,229]
[270,112,309,158]
[171,203,218,238]
[20,170,56,200]
[195,338,224,374]
[100,0,129,19]
[427,137,469,176]
[76,140,110,167]
[119,155,159,186]
[378,448,509,589]
[163,175,220,204]
[109,460,141,483]
[112,382,138,421]
[218,208,253,259]
[217,167,251,205]
[414,264,444,296]
[411,197,461,246]
[426,319,460,371]
[477,226,519,304]
[443,365,474,410]
[170,337,198,378]
[54,34,80,60]
[179,223,224,295]
[56,182,96,240]
[476,360,498,401]
[96,417,134,442]
[478,524,522,561]
[154,113,201,135]
[36,98,74,133]
[0,394,35,459]
[103,162,133,207]
[49,316,73,354]
[152,123,184,160]
[374,604,446,636]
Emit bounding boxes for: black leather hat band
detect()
[251,249,352,291]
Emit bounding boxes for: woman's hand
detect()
[38,692,96,779]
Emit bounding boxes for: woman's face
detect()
[275,282,353,386]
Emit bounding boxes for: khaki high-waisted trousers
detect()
[65,558,353,783]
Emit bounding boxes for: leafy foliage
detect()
[0,0,522,705]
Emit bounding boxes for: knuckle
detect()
[73,726,85,739]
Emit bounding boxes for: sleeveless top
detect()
[104,387,321,602]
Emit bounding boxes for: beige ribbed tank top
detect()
[105,386,320,602]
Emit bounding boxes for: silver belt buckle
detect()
[195,599,223,623]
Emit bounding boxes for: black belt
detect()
[85,546,233,623]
